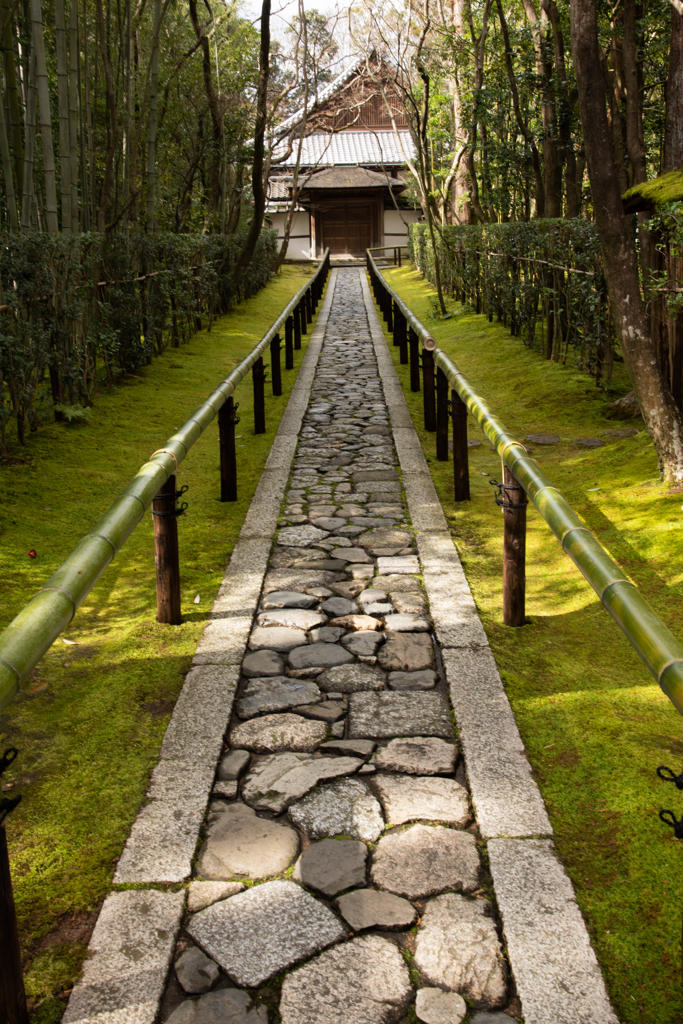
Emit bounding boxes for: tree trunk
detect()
[622,0,647,185]
[145,0,162,232]
[572,0,683,482]
[54,0,72,232]
[30,0,58,233]
[94,0,117,233]
[69,0,79,232]
[0,78,19,230]
[2,1,23,203]
[665,5,683,171]
[231,0,270,293]
[21,47,37,231]
[189,0,223,228]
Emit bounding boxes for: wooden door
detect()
[322,204,373,255]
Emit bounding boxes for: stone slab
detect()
[341,630,384,658]
[292,837,367,896]
[278,524,330,546]
[387,669,436,691]
[320,739,376,757]
[279,934,412,1024]
[249,627,309,653]
[242,752,361,813]
[188,880,346,987]
[371,774,469,826]
[237,677,321,718]
[241,649,285,677]
[289,777,384,842]
[160,665,240,766]
[414,893,507,1009]
[230,713,327,753]
[441,648,552,838]
[318,663,383,693]
[373,737,456,775]
[166,989,268,1023]
[415,989,467,1024]
[196,800,299,879]
[349,692,452,739]
[371,824,479,899]
[187,881,245,913]
[288,643,355,671]
[335,889,416,932]
[262,591,319,610]
[175,947,219,994]
[487,839,618,1024]
[257,608,328,631]
[217,750,250,782]
[376,632,435,672]
[62,889,184,1024]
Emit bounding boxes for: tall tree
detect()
[664,1,683,171]
[571,0,683,481]
[30,0,58,234]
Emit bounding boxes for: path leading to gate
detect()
[64,270,617,1024]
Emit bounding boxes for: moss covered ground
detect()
[378,265,683,1024]
[0,264,322,1021]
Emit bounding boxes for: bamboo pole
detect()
[68,0,79,232]
[30,0,58,233]
[20,49,37,232]
[54,0,72,232]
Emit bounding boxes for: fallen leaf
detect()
[28,548,37,558]
[62,638,77,645]
[193,594,200,604]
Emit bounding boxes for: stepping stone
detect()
[188,880,346,988]
[470,1016,512,1024]
[318,664,383,693]
[261,591,318,610]
[335,889,416,931]
[257,608,328,630]
[391,592,428,615]
[295,700,346,722]
[242,753,362,813]
[309,626,346,644]
[278,525,330,547]
[279,934,412,1024]
[289,778,384,842]
[329,614,381,631]
[320,596,359,616]
[415,988,467,1024]
[353,469,399,481]
[349,565,376,579]
[230,713,327,753]
[373,737,456,775]
[195,801,299,880]
[414,893,507,1008]
[377,632,435,672]
[574,437,606,448]
[329,547,374,563]
[349,692,452,739]
[249,627,308,653]
[217,749,250,782]
[357,588,388,605]
[237,678,321,719]
[241,649,284,678]
[167,989,268,1023]
[383,613,430,632]
[187,880,245,913]
[311,517,348,531]
[357,528,411,549]
[373,575,421,592]
[264,570,344,593]
[526,433,560,445]
[292,837,367,896]
[341,631,384,658]
[362,602,393,615]
[175,947,219,994]
[371,775,470,826]
[337,504,367,517]
[288,643,355,672]
[271,546,319,568]
[376,556,420,575]
[320,739,376,758]
[387,669,437,691]
[371,824,480,898]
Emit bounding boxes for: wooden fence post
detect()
[293,306,302,350]
[299,298,308,337]
[0,822,29,1024]
[502,465,527,626]
[218,397,238,502]
[285,317,294,370]
[408,327,420,392]
[422,349,436,431]
[253,357,266,434]
[436,367,449,460]
[153,475,183,625]
[270,334,282,396]
[451,389,470,501]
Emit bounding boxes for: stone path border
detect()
[63,268,617,1024]
[361,270,616,1024]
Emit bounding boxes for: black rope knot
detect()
[490,478,529,511]
[657,765,683,789]
[660,809,683,838]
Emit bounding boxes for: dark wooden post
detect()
[270,334,282,396]
[218,397,238,502]
[422,349,436,431]
[285,317,294,370]
[436,367,449,460]
[0,825,29,1024]
[253,357,266,434]
[451,389,470,501]
[502,465,527,627]
[299,298,308,336]
[293,306,302,350]
[392,301,400,346]
[398,312,408,363]
[153,475,182,625]
[386,290,393,331]
[305,288,313,325]
[408,327,420,392]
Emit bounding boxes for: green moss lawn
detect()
[0,264,322,1022]
[378,265,683,1024]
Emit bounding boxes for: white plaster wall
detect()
[383,208,419,243]
[269,211,312,260]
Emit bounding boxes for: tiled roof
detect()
[273,130,414,169]
[301,166,405,190]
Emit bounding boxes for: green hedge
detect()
[0,229,278,448]
[409,221,613,381]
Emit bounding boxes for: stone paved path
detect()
[64,270,618,1024]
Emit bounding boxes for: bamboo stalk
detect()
[69,0,79,232]
[30,0,58,233]
[0,77,19,230]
